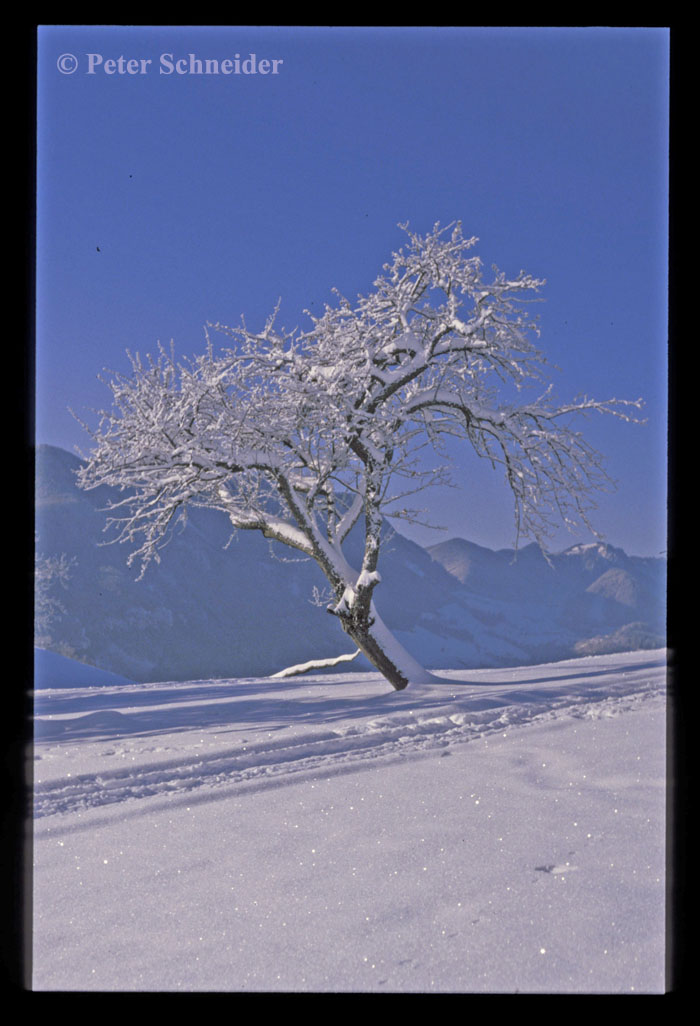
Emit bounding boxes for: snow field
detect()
[32,650,667,992]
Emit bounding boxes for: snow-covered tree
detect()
[35,547,75,646]
[76,223,640,690]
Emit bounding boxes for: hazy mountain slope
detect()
[35,445,666,684]
[35,445,468,682]
[428,537,665,636]
[34,648,135,688]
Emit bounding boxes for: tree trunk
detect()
[341,603,447,691]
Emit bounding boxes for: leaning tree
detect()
[76,223,640,690]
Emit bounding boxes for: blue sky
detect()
[36,26,669,556]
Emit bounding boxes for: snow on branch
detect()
[270,649,362,678]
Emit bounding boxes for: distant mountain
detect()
[34,445,666,684]
[427,536,665,656]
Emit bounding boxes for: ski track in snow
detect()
[33,654,666,822]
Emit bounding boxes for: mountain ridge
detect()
[35,444,666,684]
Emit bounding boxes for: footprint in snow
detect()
[534,863,579,875]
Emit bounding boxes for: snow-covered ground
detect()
[32,649,668,993]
